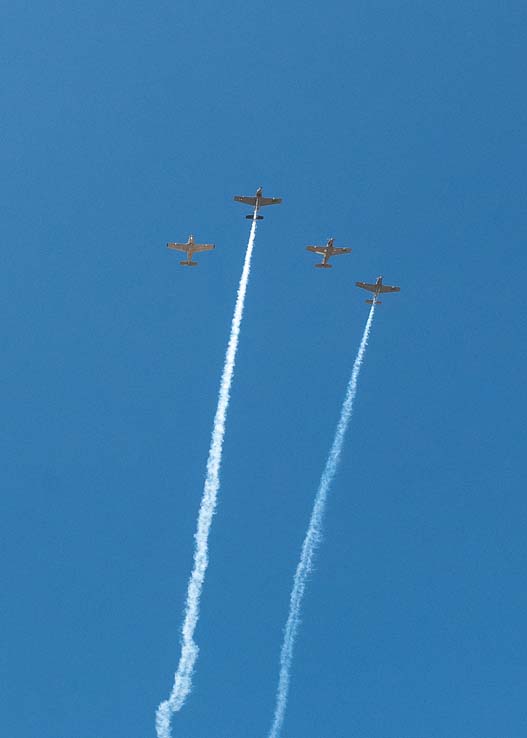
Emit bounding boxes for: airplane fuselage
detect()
[369,277,385,302]
[254,189,263,212]
[325,239,334,260]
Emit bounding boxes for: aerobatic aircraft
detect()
[233,187,282,219]
[306,238,352,268]
[356,275,400,304]
[166,234,215,267]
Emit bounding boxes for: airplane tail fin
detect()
[246,214,264,220]
[315,263,332,269]
[366,299,380,304]
[181,260,198,267]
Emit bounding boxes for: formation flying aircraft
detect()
[356,275,400,304]
[233,187,282,220]
[306,238,352,268]
[166,234,215,267]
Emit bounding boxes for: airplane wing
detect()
[167,242,189,252]
[306,246,327,255]
[234,196,257,206]
[355,281,377,293]
[379,284,400,293]
[191,244,215,253]
[259,197,282,206]
[331,247,352,255]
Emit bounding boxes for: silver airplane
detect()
[166,234,215,267]
[306,238,352,268]
[356,275,400,304]
[233,187,282,220]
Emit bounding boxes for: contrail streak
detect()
[268,304,376,738]
[156,214,258,738]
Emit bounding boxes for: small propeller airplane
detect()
[233,187,282,220]
[306,238,352,268]
[166,234,215,267]
[356,275,400,304]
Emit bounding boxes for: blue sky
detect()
[2,1,526,737]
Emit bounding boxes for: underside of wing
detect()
[260,197,282,206]
[192,244,215,253]
[234,196,257,206]
[167,243,188,252]
[380,285,400,293]
[306,246,326,255]
[356,281,376,292]
[332,247,352,255]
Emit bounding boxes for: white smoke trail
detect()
[268,304,376,738]
[156,214,258,738]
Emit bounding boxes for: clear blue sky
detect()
[2,2,526,737]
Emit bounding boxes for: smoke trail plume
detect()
[268,304,375,738]
[156,215,258,738]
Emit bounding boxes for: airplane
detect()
[233,187,282,220]
[306,238,352,268]
[166,234,215,267]
[355,275,400,304]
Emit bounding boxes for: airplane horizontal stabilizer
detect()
[180,260,198,267]
[315,263,332,268]
[365,299,380,304]
[245,214,263,220]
